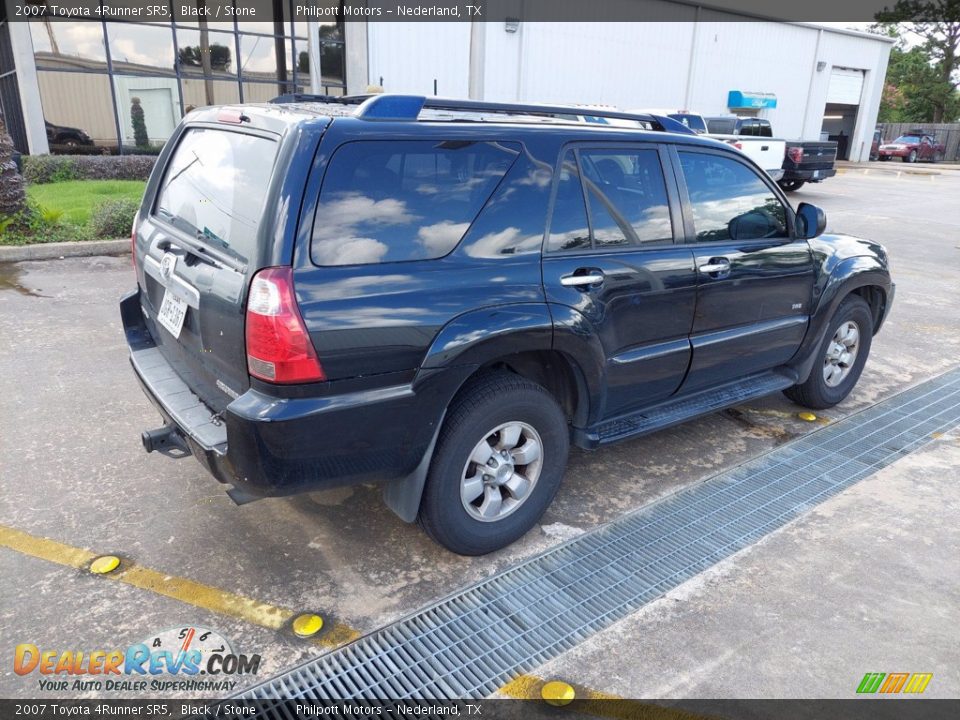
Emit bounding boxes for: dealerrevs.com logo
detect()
[14,626,261,693]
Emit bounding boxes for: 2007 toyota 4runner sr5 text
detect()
[121,95,894,555]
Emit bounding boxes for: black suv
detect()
[122,95,894,555]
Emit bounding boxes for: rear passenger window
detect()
[312,140,519,266]
[579,149,672,246]
[678,152,787,242]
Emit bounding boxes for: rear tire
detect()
[777,179,805,192]
[417,371,570,555]
[784,295,873,410]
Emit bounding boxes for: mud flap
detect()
[382,413,444,523]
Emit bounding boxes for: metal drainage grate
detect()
[236,367,960,708]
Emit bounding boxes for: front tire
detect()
[784,295,873,410]
[777,179,805,192]
[417,371,570,555]
[905,150,917,163]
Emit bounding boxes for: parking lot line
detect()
[0,523,360,649]
[500,674,714,720]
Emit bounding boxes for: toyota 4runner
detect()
[121,95,894,555]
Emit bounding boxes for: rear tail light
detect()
[245,266,325,384]
[787,147,804,164]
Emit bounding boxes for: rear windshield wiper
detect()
[157,237,218,268]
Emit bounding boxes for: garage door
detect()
[827,67,865,105]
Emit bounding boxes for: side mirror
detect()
[796,202,826,239]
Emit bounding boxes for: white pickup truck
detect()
[627,110,786,180]
[703,116,786,181]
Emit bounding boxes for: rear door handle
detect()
[698,258,731,275]
[560,271,605,288]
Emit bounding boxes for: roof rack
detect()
[269,93,349,104]
[270,93,695,134]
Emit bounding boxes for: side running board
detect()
[575,370,798,448]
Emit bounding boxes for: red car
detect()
[878,131,946,163]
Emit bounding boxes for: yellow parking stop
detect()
[292,613,324,638]
[541,680,576,706]
[89,555,120,574]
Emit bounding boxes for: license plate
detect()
[812,170,820,179]
[157,289,188,339]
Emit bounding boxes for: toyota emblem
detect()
[160,253,175,281]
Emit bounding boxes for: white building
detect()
[352,19,892,161]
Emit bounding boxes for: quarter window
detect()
[677,152,788,242]
[312,140,519,266]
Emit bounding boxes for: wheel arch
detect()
[792,257,892,384]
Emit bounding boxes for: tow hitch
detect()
[141,424,189,458]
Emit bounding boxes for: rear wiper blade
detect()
[157,237,217,267]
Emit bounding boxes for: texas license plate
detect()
[157,289,188,339]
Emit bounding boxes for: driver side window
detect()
[677,151,787,242]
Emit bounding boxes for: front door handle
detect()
[698,258,731,275]
[561,271,605,287]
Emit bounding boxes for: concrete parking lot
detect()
[1,167,958,701]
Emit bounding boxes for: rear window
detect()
[154,128,278,263]
[311,140,520,266]
[706,118,736,134]
[668,114,707,134]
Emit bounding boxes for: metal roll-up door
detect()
[827,67,865,105]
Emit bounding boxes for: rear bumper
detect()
[782,168,836,182]
[121,289,465,502]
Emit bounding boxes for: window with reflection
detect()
[37,71,115,153]
[460,154,554,258]
[678,152,787,242]
[547,150,590,252]
[319,23,345,86]
[107,24,176,75]
[579,149,672,247]
[239,33,294,85]
[30,22,107,71]
[312,140,520,266]
[155,128,279,263]
[176,29,237,78]
[182,77,240,111]
[113,75,181,152]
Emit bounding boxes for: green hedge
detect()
[24,154,156,184]
[89,198,141,239]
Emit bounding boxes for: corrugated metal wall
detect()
[362,11,892,161]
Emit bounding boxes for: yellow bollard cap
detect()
[798,412,817,422]
[292,613,324,638]
[541,680,576,706]
[90,555,121,574]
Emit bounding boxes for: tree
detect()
[176,43,232,72]
[130,97,149,149]
[875,1,960,122]
[879,44,960,121]
[0,116,27,219]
